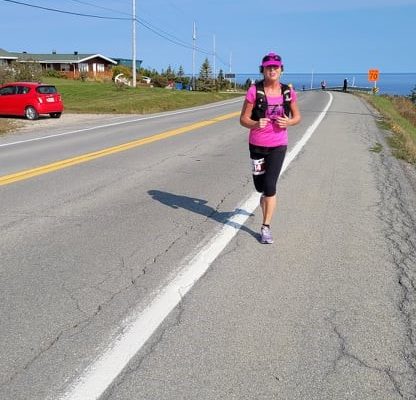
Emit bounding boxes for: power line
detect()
[135,17,212,56]
[2,0,230,68]
[63,0,132,17]
[2,0,130,20]
[62,0,211,54]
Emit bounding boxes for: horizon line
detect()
[234,71,416,75]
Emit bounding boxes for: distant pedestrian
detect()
[240,52,301,244]
[343,78,348,92]
[321,80,326,90]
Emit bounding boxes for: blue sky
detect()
[1,0,416,74]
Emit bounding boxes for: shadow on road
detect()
[148,189,260,241]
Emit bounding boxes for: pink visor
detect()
[261,53,282,68]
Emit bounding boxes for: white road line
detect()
[0,98,243,148]
[58,93,333,400]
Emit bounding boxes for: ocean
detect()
[234,73,416,96]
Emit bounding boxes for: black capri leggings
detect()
[249,144,287,197]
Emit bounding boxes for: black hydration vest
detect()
[250,80,292,121]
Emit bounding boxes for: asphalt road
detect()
[1,91,415,400]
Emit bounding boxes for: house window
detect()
[60,63,70,72]
[96,63,105,72]
[79,63,89,72]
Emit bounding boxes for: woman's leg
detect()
[261,146,286,225]
[262,195,276,225]
[251,151,266,194]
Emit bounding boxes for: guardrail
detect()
[302,86,373,93]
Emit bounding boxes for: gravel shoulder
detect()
[4,113,134,135]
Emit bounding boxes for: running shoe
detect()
[261,226,274,244]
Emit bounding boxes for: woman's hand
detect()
[258,118,270,128]
[276,115,291,128]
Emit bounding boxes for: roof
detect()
[0,48,18,60]
[8,52,117,64]
[1,82,52,86]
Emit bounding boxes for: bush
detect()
[391,95,416,127]
[43,69,64,78]
[0,61,42,83]
[111,65,132,81]
[13,61,42,82]
[79,71,88,82]
[151,75,169,88]
[409,85,416,104]
[0,65,14,84]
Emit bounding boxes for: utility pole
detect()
[229,52,236,90]
[310,68,314,90]
[213,34,216,82]
[192,21,196,90]
[132,0,137,87]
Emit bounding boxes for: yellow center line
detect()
[0,111,240,186]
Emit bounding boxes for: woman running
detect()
[240,52,301,244]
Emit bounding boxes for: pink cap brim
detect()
[262,60,282,68]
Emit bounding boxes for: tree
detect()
[410,84,416,104]
[198,58,215,91]
[176,65,189,85]
[199,58,212,80]
[177,65,185,78]
[216,68,231,91]
[164,65,175,81]
[244,78,252,90]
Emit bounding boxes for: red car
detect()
[0,82,64,120]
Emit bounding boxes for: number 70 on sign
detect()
[368,69,379,82]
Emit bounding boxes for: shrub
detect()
[0,65,14,84]
[13,61,42,82]
[151,75,168,88]
[0,61,42,83]
[409,85,416,104]
[391,95,416,127]
[79,71,88,82]
[111,65,132,81]
[43,69,64,78]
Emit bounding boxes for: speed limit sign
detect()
[368,69,379,82]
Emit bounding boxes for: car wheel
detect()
[50,113,62,118]
[25,106,39,120]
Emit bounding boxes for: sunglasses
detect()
[262,54,282,62]
[264,65,281,70]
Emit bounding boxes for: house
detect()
[8,51,118,79]
[112,57,143,71]
[0,48,18,67]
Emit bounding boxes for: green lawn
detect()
[45,78,243,114]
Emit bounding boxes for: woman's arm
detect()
[276,100,301,128]
[289,100,301,125]
[240,100,269,129]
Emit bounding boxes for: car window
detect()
[36,86,57,94]
[17,86,30,94]
[0,86,17,95]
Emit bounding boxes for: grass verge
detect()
[359,93,416,164]
[46,78,243,114]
